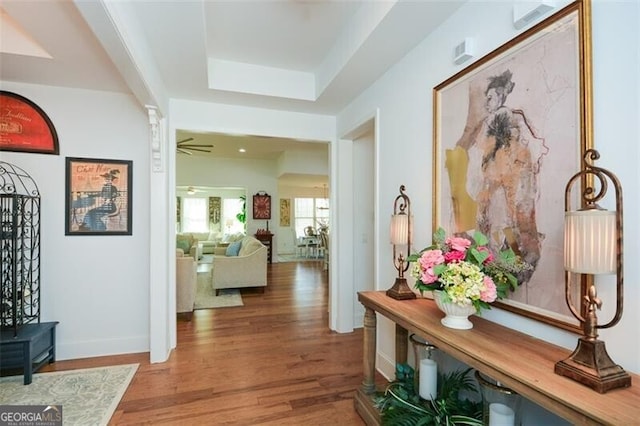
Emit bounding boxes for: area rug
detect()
[277,253,324,263]
[194,272,243,309]
[198,254,214,264]
[0,363,138,426]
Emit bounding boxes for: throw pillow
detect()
[226,241,242,256]
[176,237,190,253]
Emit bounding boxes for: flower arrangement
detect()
[408,227,531,313]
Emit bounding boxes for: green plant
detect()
[374,364,482,426]
[236,195,246,225]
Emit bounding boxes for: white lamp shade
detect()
[564,209,616,274]
[390,214,409,245]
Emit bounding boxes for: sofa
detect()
[211,235,267,294]
[176,249,197,320]
[176,231,222,258]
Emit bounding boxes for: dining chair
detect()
[318,230,329,270]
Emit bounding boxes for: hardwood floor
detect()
[41,261,368,425]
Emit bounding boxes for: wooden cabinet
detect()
[1,321,58,384]
[355,291,640,425]
[254,233,273,263]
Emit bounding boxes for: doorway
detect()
[344,117,377,327]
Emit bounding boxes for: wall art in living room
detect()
[279,198,291,227]
[252,191,271,220]
[0,91,59,155]
[65,157,133,236]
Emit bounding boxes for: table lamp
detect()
[554,149,631,393]
[386,185,416,300]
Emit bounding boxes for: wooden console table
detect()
[1,321,58,385]
[355,291,640,425]
[254,233,273,263]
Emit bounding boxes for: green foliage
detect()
[471,230,488,247]
[469,247,489,265]
[374,364,482,426]
[236,195,246,224]
[433,227,446,246]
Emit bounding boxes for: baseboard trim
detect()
[56,335,148,361]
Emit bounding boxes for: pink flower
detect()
[446,236,471,252]
[477,246,494,264]
[421,268,439,284]
[480,276,497,303]
[419,250,445,269]
[444,250,466,263]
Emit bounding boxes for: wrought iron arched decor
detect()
[0,161,41,335]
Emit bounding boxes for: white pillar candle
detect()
[489,403,515,426]
[418,358,437,400]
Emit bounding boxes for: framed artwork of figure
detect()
[280,198,291,227]
[65,157,133,235]
[432,0,590,332]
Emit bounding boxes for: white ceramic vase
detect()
[433,290,476,330]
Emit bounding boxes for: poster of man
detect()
[433,7,586,327]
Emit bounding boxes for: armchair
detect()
[176,249,197,320]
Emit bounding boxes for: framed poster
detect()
[65,157,133,235]
[0,91,59,155]
[280,198,291,227]
[252,192,271,220]
[433,0,591,332]
[209,196,221,225]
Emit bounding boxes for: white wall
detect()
[1,81,151,360]
[338,0,639,384]
[170,99,335,142]
[277,149,328,177]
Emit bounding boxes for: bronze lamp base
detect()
[386,278,416,300]
[555,337,631,393]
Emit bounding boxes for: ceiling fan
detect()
[176,137,214,155]
[186,186,204,195]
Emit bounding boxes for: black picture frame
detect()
[65,157,133,235]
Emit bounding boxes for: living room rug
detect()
[198,254,214,264]
[277,253,324,263]
[194,272,243,309]
[0,363,138,426]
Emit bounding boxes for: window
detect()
[294,197,329,237]
[182,197,207,232]
[222,197,245,235]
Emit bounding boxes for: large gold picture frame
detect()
[433,0,592,332]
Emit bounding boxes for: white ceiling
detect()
[0,0,465,186]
